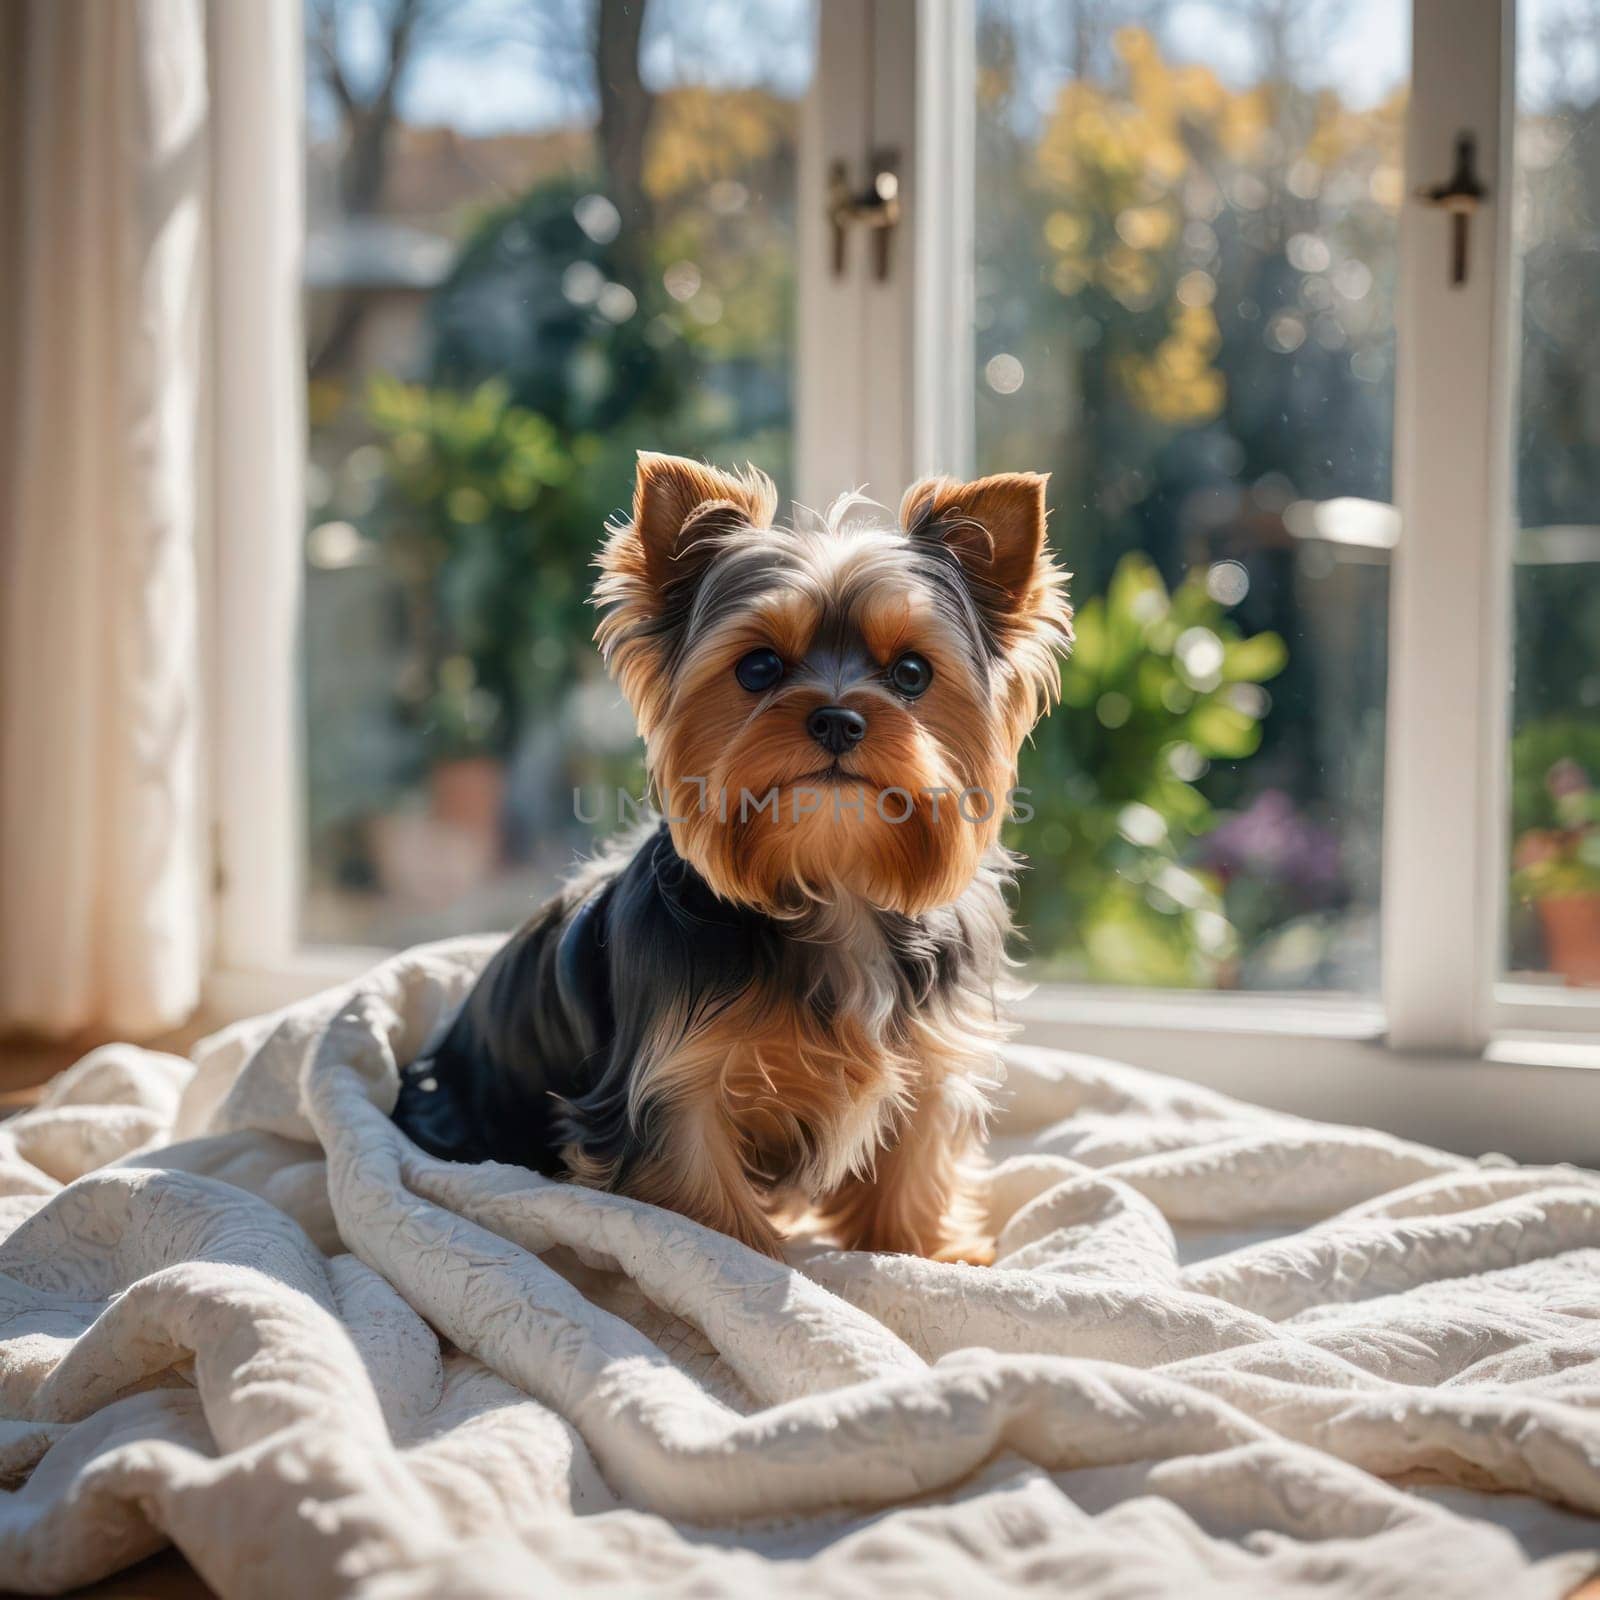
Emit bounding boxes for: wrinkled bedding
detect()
[1,935,1598,1597]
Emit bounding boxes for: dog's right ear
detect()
[595,453,777,729]
[627,452,777,595]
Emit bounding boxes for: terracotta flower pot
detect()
[368,811,497,909]
[428,756,506,847]
[1536,892,1600,988]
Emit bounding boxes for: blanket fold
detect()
[1,936,1597,1597]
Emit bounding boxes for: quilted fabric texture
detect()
[1,935,1598,1597]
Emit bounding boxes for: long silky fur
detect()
[394,461,1071,1260]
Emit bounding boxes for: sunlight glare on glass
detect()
[573,193,622,244]
[307,521,365,570]
[663,260,702,302]
[1118,802,1168,849]
[1175,627,1225,689]
[597,283,638,323]
[1205,560,1250,606]
[561,261,603,306]
[985,353,1025,394]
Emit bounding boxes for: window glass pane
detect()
[302,0,814,946]
[975,0,1407,990]
[1506,0,1600,993]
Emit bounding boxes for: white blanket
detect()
[2,937,1598,1598]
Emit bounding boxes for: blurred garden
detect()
[300,0,1600,991]
[302,0,801,941]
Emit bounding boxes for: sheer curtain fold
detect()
[0,0,210,1036]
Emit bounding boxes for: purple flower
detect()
[1547,757,1591,801]
[1202,789,1343,897]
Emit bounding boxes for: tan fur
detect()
[584,454,1073,1260]
[900,470,1076,747]
[641,517,1027,917]
[814,970,1002,1258]
[571,888,1007,1260]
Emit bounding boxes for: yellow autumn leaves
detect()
[1036,28,1274,195]
[1023,26,1404,428]
[1120,304,1226,425]
[643,88,794,202]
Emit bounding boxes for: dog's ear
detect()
[901,472,1073,725]
[596,454,778,725]
[628,452,777,594]
[899,472,1052,624]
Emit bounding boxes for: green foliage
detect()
[974,14,1399,988]
[1515,836,1600,900]
[1008,552,1286,984]
[362,173,792,776]
[426,174,791,475]
[428,178,689,436]
[1511,719,1600,900]
[364,375,601,763]
[1511,719,1600,837]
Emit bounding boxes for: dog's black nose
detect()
[806,705,867,755]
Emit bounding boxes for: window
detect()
[300,0,814,947]
[973,1,1406,992]
[210,0,1597,1087]
[1505,0,1600,996]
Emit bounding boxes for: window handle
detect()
[828,151,901,281]
[1416,133,1488,287]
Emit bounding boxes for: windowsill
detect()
[1485,1034,1600,1071]
[204,947,392,1022]
[1021,983,1600,1070]
[1016,985,1385,1040]
[1016,984,1600,1167]
[203,955,1600,1166]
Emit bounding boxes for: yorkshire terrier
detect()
[394,453,1072,1261]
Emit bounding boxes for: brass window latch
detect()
[1417,133,1488,288]
[828,151,901,281]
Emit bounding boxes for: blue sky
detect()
[1165,0,1407,106]
[312,0,1587,141]
[315,0,815,139]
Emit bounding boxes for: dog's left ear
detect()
[902,471,1072,720]
[900,471,1058,627]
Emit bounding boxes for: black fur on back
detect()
[392,823,978,1186]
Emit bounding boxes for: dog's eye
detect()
[735,648,785,692]
[888,653,933,698]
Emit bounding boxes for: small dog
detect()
[395,453,1072,1260]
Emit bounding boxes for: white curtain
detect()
[0,0,209,1036]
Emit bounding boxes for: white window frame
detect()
[1385,0,1519,1053]
[206,0,1600,1156]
